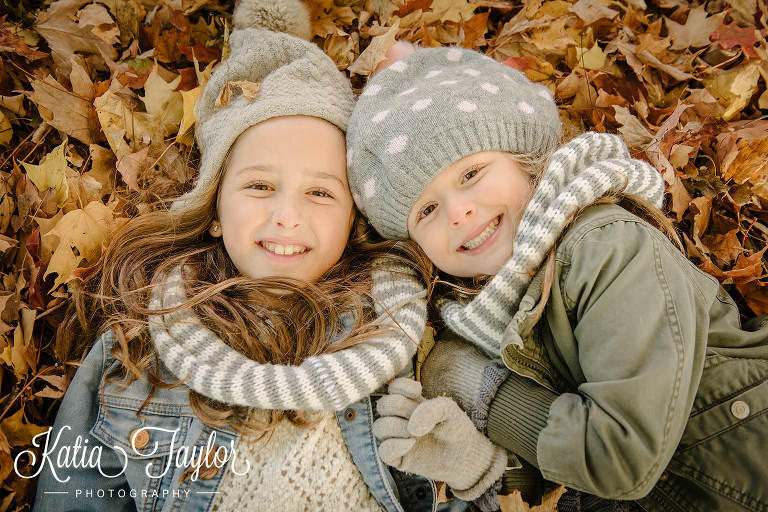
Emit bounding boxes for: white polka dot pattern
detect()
[518,101,535,114]
[363,84,381,96]
[390,61,408,72]
[411,98,433,111]
[457,101,477,112]
[387,135,409,154]
[372,110,390,123]
[482,83,499,94]
[364,178,376,198]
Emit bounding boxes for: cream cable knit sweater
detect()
[212,410,382,512]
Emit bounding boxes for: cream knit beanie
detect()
[173,0,355,211]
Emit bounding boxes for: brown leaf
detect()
[27,60,99,145]
[179,39,222,65]
[34,0,117,75]
[462,11,489,48]
[116,146,149,192]
[0,27,48,61]
[569,0,619,25]
[665,6,726,50]
[349,21,400,76]
[499,485,567,512]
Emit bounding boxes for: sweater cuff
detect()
[471,362,511,434]
[486,373,557,468]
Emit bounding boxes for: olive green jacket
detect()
[487,204,768,511]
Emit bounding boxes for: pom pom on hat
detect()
[233,0,312,40]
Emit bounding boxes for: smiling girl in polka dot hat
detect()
[349,45,768,512]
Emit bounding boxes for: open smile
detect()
[259,241,310,256]
[460,216,501,251]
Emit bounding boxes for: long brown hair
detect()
[57,167,430,435]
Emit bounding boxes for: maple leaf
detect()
[462,11,489,48]
[20,140,70,208]
[176,85,204,145]
[34,0,117,76]
[395,0,434,17]
[43,200,116,289]
[0,308,36,379]
[665,6,726,50]
[97,0,141,44]
[94,90,166,158]
[27,58,100,145]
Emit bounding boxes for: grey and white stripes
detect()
[148,263,426,411]
[438,132,665,354]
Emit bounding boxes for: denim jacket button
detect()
[130,428,150,449]
[731,400,750,419]
[658,471,669,482]
[416,488,427,500]
[344,408,356,421]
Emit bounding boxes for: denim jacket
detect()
[32,330,467,512]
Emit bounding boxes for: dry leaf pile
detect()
[0,0,767,508]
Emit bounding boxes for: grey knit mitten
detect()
[421,338,510,432]
[374,378,508,501]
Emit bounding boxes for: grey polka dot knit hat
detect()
[346,47,561,239]
[172,0,355,211]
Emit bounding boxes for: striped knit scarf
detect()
[439,132,665,354]
[148,262,426,411]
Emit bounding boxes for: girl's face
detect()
[407,151,533,278]
[217,115,355,282]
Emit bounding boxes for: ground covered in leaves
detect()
[0,0,766,509]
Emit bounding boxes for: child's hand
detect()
[373,378,507,500]
[371,41,418,77]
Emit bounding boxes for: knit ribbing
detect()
[148,262,426,411]
[486,373,559,468]
[438,132,665,354]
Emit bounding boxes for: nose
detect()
[271,192,302,230]
[445,195,475,227]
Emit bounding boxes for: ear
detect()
[209,221,222,237]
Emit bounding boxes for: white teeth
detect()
[264,243,307,255]
[462,217,500,250]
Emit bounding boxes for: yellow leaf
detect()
[349,20,400,76]
[431,0,478,22]
[176,85,203,145]
[140,64,184,137]
[0,308,36,379]
[20,140,70,207]
[613,106,654,151]
[0,110,11,146]
[43,201,115,289]
[0,408,49,448]
[571,44,606,72]
[94,90,165,158]
[704,63,761,121]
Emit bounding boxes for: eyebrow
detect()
[234,165,345,187]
